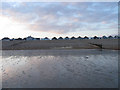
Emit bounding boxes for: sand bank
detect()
[1,39,119,50]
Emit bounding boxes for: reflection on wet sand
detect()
[2,49,118,88]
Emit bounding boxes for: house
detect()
[64,37,70,40]
[2,37,10,41]
[26,36,34,40]
[58,37,63,40]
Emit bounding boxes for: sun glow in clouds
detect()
[0,15,30,38]
[0,15,62,39]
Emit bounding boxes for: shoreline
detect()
[1,39,119,50]
[1,48,119,51]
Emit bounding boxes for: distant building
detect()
[102,36,108,39]
[93,36,99,39]
[52,37,57,40]
[83,36,89,39]
[10,38,15,41]
[118,36,120,39]
[41,38,44,40]
[99,37,102,39]
[58,37,63,40]
[2,37,10,41]
[44,37,50,40]
[23,38,27,40]
[108,36,113,39]
[71,36,76,40]
[90,37,93,39]
[26,36,34,40]
[64,37,70,40]
[15,38,23,40]
[35,38,40,40]
[77,36,82,39]
[40,37,49,40]
[114,35,120,39]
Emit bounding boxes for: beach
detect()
[2,49,118,88]
[1,40,119,88]
[1,39,119,50]
[1,1,119,89]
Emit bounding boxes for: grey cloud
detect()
[1,2,118,34]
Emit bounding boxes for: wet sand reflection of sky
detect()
[1,49,118,88]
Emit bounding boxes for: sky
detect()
[0,1,118,39]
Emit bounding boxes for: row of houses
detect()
[1,35,120,41]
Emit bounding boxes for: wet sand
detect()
[1,39,119,50]
[2,49,118,88]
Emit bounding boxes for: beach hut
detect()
[44,37,50,40]
[33,38,40,40]
[15,38,23,40]
[108,36,113,39]
[77,36,82,39]
[93,36,99,39]
[18,38,23,40]
[71,36,76,40]
[52,37,57,40]
[83,36,89,39]
[102,36,107,39]
[23,38,27,40]
[64,37,70,40]
[2,37,10,41]
[114,35,120,39]
[58,37,63,40]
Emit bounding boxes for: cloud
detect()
[1,2,118,34]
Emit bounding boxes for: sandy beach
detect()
[1,39,119,50]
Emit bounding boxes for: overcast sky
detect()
[0,2,118,38]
